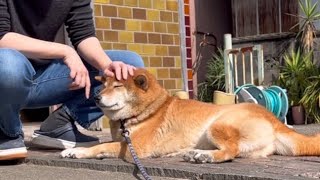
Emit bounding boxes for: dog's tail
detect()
[274,124,320,156]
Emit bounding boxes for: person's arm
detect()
[77,37,135,80]
[0,32,70,59]
[65,0,134,80]
[0,1,91,98]
[0,32,91,99]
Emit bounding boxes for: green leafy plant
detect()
[300,70,320,123]
[197,48,225,102]
[278,49,313,106]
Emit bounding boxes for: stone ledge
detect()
[24,152,320,180]
[22,123,320,180]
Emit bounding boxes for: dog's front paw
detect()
[60,148,88,159]
[183,150,214,163]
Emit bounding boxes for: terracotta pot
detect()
[213,90,235,105]
[291,105,305,125]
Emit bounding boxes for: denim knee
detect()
[105,50,145,68]
[0,48,35,104]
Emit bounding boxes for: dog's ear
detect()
[95,76,106,82]
[134,74,148,91]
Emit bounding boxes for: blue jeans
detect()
[0,48,144,137]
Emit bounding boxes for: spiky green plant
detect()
[289,0,320,53]
[278,49,313,106]
[197,48,225,102]
[300,74,320,123]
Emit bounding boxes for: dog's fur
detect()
[61,68,320,163]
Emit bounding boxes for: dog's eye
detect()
[114,85,123,88]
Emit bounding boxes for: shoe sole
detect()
[0,147,27,160]
[31,133,100,150]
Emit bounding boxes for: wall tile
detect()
[163,57,175,67]
[150,57,162,67]
[148,33,161,44]
[166,1,178,11]
[170,68,182,78]
[94,5,102,16]
[153,0,166,10]
[134,32,148,43]
[104,30,118,42]
[158,68,170,78]
[155,46,168,56]
[168,46,180,56]
[100,42,112,49]
[142,44,156,55]
[119,31,134,43]
[127,44,142,54]
[167,23,179,34]
[95,17,110,29]
[147,10,160,21]
[160,11,173,22]
[124,0,138,7]
[95,0,110,4]
[140,0,152,8]
[95,30,104,41]
[102,5,117,17]
[126,19,141,31]
[111,18,125,30]
[109,0,123,5]
[154,22,167,33]
[112,43,127,50]
[141,21,154,32]
[161,34,174,44]
[164,79,176,89]
[133,8,147,20]
[118,7,132,18]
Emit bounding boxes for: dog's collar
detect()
[120,119,130,136]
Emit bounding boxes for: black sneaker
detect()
[0,133,27,160]
[30,122,100,149]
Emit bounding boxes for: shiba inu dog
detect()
[61,68,320,163]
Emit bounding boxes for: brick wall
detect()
[93,0,183,94]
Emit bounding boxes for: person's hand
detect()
[103,61,136,80]
[62,46,91,99]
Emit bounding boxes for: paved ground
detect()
[1,123,320,180]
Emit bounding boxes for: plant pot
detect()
[213,90,235,105]
[291,105,305,125]
[174,91,189,99]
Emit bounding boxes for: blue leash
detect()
[120,120,152,180]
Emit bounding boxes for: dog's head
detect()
[94,68,168,121]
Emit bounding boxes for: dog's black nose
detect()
[94,95,102,102]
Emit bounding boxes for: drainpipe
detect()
[178,0,188,92]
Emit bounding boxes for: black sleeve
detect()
[65,0,96,48]
[0,0,10,40]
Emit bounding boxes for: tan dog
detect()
[61,68,320,163]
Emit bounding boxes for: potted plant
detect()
[281,0,320,124]
[278,49,313,124]
[197,48,231,103]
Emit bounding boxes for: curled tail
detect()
[275,126,320,156]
